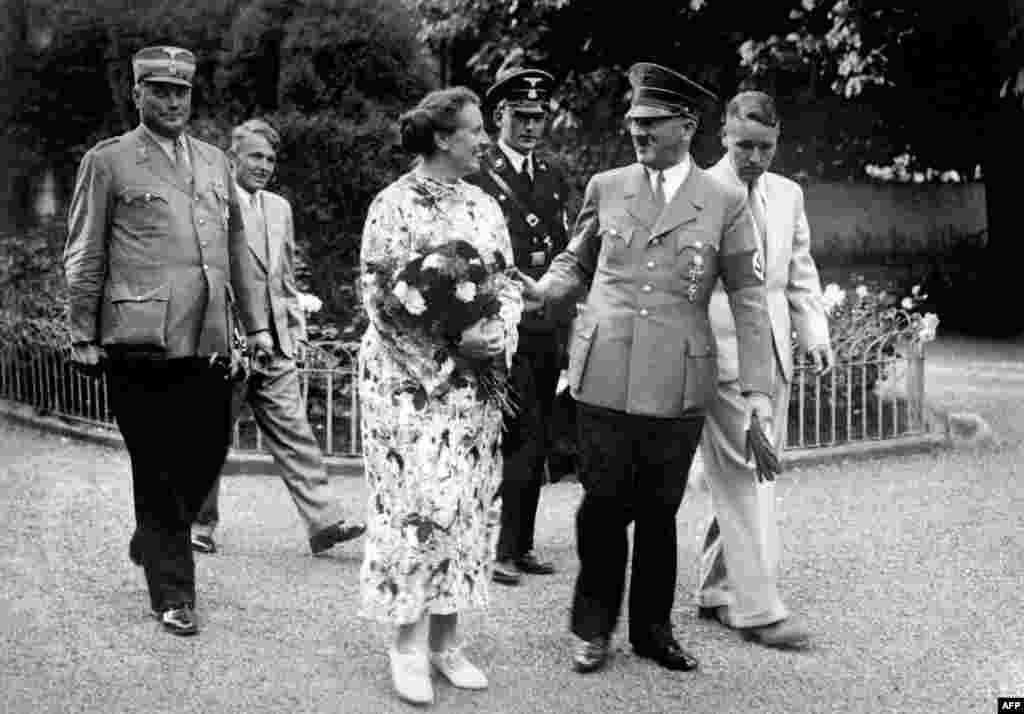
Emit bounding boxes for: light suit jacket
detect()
[64,125,265,357]
[542,160,774,418]
[706,156,830,384]
[242,188,306,359]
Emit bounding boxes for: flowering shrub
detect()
[817,281,939,360]
[788,280,940,447]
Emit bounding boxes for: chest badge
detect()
[525,213,540,228]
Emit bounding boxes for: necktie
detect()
[652,170,666,211]
[174,138,192,184]
[748,182,768,265]
[522,155,534,186]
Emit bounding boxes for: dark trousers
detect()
[570,402,704,643]
[108,358,234,612]
[497,329,563,561]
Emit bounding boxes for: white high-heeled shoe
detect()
[389,647,434,704]
[429,646,488,690]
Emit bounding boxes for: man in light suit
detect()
[698,91,832,647]
[518,63,776,674]
[64,47,266,635]
[191,119,365,557]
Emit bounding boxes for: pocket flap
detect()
[109,282,170,303]
[119,187,168,205]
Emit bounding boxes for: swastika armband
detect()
[720,249,766,291]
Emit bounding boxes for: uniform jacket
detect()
[241,188,305,359]
[466,145,572,332]
[64,125,265,358]
[542,160,774,418]
[706,156,830,383]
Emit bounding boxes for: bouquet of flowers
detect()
[363,239,519,414]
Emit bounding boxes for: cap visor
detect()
[141,77,192,88]
[505,101,547,113]
[626,104,679,119]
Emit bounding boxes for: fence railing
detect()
[1,339,926,457]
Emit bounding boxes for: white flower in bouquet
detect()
[455,281,477,303]
[918,312,939,343]
[297,292,323,314]
[855,285,869,299]
[901,297,914,310]
[822,283,846,315]
[401,286,428,315]
[422,253,446,271]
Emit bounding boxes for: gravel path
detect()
[1,334,1021,714]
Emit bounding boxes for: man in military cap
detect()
[64,45,268,636]
[516,62,776,674]
[466,67,573,587]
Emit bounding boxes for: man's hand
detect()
[69,342,107,377]
[509,268,547,313]
[457,318,504,360]
[247,330,274,368]
[808,344,834,376]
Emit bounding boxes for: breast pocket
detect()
[597,224,632,268]
[117,187,171,235]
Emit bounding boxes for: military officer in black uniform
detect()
[466,68,572,586]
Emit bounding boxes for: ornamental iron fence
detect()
[1,338,926,458]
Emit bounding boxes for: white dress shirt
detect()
[646,154,691,204]
[498,139,533,179]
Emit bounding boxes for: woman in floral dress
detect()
[358,86,522,706]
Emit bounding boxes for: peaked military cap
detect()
[626,62,717,120]
[132,46,196,87]
[486,68,555,113]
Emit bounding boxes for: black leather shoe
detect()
[632,625,699,671]
[155,605,198,636]
[572,635,609,674]
[310,520,367,555]
[515,552,555,575]
[129,532,143,566]
[191,533,217,554]
[698,605,726,623]
[492,559,522,585]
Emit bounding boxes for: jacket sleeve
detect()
[64,150,112,344]
[786,185,830,352]
[227,175,268,334]
[717,188,774,397]
[281,200,307,341]
[539,173,601,305]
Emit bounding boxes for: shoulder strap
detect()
[482,157,563,241]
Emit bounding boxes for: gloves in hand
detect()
[745,409,782,483]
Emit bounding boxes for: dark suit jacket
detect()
[466,145,572,332]
[64,125,265,358]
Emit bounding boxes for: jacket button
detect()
[202,264,209,271]
[647,261,655,269]
[642,284,652,292]
[639,308,649,317]
[198,218,205,225]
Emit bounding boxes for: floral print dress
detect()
[358,171,522,624]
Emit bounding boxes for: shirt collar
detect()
[235,181,260,210]
[141,124,185,163]
[498,139,531,174]
[646,154,692,203]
